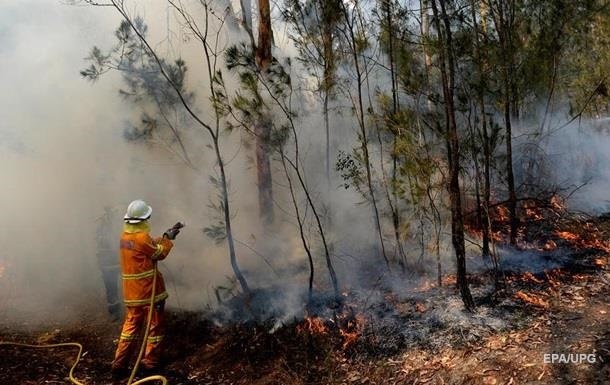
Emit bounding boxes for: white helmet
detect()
[124,199,152,223]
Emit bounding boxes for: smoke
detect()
[0,0,379,325]
[5,0,606,329]
[0,0,240,323]
[511,114,610,214]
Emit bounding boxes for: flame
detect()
[555,231,579,242]
[594,258,607,268]
[521,272,543,284]
[553,230,610,252]
[495,206,509,222]
[0,261,5,279]
[339,314,365,350]
[442,275,457,286]
[297,316,328,335]
[523,200,544,221]
[550,195,566,211]
[514,290,549,308]
[542,239,557,251]
[525,208,543,220]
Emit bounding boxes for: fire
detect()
[495,206,509,222]
[0,261,5,279]
[525,208,543,220]
[514,290,549,309]
[338,314,365,350]
[442,274,457,286]
[523,200,544,221]
[553,229,610,253]
[542,239,557,251]
[297,316,328,335]
[550,194,567,211]
[555,231,579,242]
[593,258,607,268]
[521,272,543,284]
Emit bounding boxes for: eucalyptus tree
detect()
[81,0,251,296]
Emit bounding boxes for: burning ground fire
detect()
[464,194,610,254]
[296,312,367,351]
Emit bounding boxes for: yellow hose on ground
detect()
[0,341,86,385]
[0,262,168,385]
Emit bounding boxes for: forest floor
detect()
[1,209,610,384]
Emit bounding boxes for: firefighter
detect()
[111,199,181,376]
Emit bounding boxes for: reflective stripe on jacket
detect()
[119,222,173,307]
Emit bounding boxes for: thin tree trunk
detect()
[470,0,491,257]
[253,64,340,299]
[280,149,314,301]
[490,0,518,245]
[421,0,434,111]
[216,136,250,295]
[431,0,475,311]
[324,93,331,189]
[504,85,518,245]
[384,0,407,267]
[239,0,255,48]
[255,0,274,225]
[166,0,251,295]
[340,1,390,271]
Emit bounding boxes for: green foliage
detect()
[336,150,364,191]
[222,41,294,150]
[203,176,228,244]
[563,3,610,117]
[282,0,343,97]
[82,17,194,146]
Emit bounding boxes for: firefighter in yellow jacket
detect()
[111,199,180,375]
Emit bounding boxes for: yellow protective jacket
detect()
[119,222,173,307]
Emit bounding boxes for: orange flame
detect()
[339,314,365,350]
[297,316,328,335]
[550,195,566,211]
[514,290,549,308]
[555,231,579,242]
[495,206,509,222]
[521,272,544,284]
[553,230,610,252]
[542,239,557,251]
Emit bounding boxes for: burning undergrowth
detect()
[191,195,610,370]
[162,244,607,384]
[466,194,610,254]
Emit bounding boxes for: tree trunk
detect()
[431,0,475,311]
[239,0,255,48]
[504,78,518,245]
[255,0,274,224]
[340,1,390,271]
[216,136,250,296]
[470,0,491,257]
[384,0,407,267]
[280,149,314,302]
[489,0,518,246]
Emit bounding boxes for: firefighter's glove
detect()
[164,228,180,240]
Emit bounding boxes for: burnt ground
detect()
[2,203,610,385]
[0,251,608,385]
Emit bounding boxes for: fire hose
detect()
[0,261,169,385]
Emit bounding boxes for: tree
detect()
[338,0,390,271]
[429,0,475,311]
[220,42,341,300]
[283,0,342,188]
[82,0,251,296]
